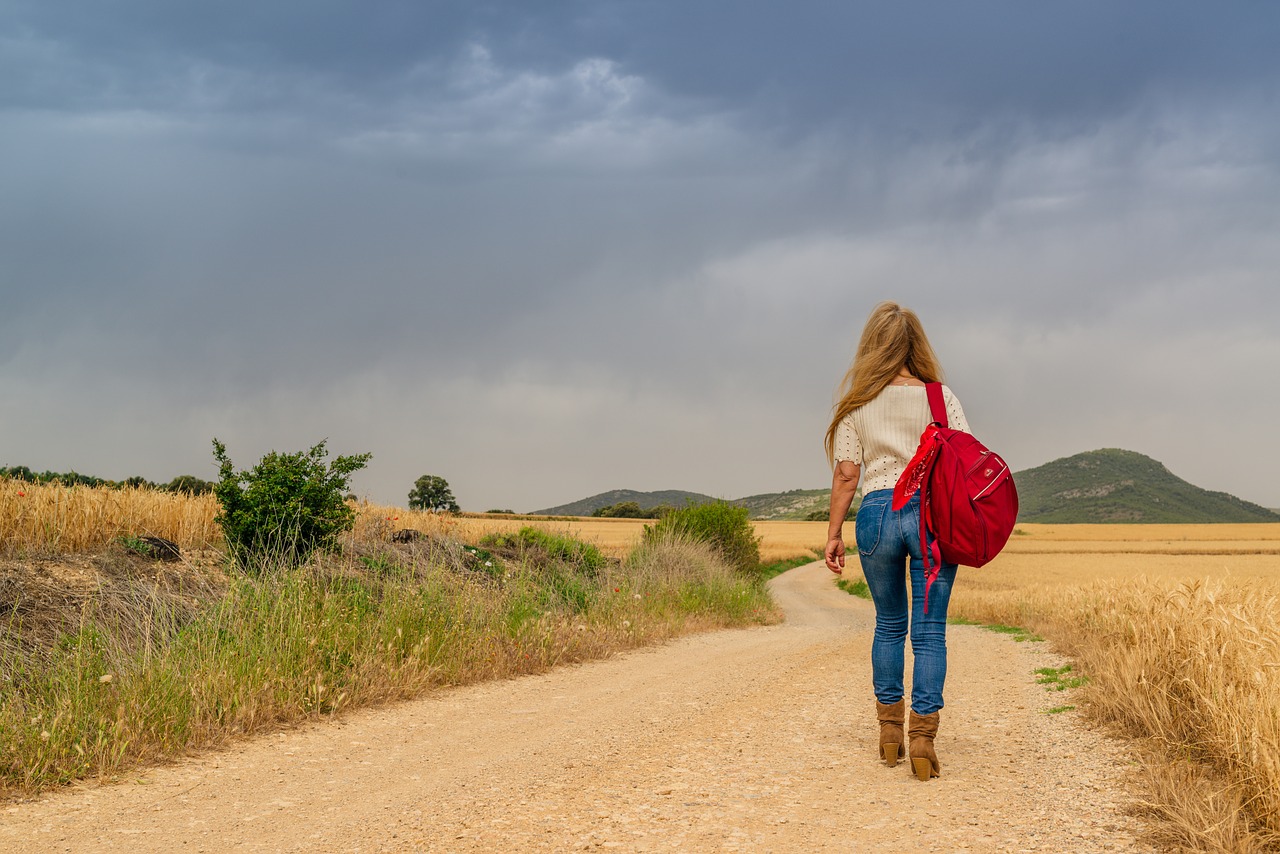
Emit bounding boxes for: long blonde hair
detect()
[824,301,945,465]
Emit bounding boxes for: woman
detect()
[823,301,969,782]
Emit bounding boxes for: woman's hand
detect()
[825,536,846,574]
[826,460,859,575]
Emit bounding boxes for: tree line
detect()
[3,462,475,515]
[0,466,215,494]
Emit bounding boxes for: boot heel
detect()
[912,757,932,781]
[882,743,900,767]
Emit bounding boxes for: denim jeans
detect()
[855,488,957,715]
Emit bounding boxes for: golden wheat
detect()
[0,480,220,554]
[901,523,1280,850]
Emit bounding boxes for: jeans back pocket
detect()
[855,498,889,556]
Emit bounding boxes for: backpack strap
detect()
[921,382,948,614]
[926,382,948,428]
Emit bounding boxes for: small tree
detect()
[212,438,371,572]
[408,474,459,513]
[164,474,215,495]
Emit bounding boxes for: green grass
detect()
[948,616,1044,642]
[1044,704,1076,714]
[835,577,871,599]
[758,550,822,581]
[1034,664,1088,691]
[480,527,606,575]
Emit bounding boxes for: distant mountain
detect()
[1014,449,1280,524]
[532,489,717,517]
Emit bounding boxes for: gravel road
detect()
[0,561,1151,853]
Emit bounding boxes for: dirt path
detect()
[0,562,1150,853]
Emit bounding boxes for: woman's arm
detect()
[824,460,860,574]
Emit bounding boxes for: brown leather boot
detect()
[876,700,905,766]
[908,710,941,781]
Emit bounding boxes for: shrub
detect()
[642,500,761,574]
[212,439,371,572]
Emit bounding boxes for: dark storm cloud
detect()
[7,2,1278,121]
[2,1,1280,509]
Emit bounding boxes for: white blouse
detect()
[834,384,970,493]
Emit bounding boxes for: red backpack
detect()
[891,383,1018,611]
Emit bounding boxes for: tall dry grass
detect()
[0,480,219,555]
[950,577,1280,851]
[892,524,1280,851]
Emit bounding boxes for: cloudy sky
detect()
[3,2,1279,512]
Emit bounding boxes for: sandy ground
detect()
[0,561,1151,853]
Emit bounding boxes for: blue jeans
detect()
[855,488,957,715]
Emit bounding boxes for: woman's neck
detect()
[892,369,923,387]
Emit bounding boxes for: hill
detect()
[534,487,841,520]
[732,488,833,520]
[533,489,716,517]
[1014,449,1280,524]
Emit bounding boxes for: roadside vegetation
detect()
[0,457,781,797]
[642,500,761,574]
[952,575,1280,851]
[759,550,822,581]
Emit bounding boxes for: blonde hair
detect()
[824,301,945,465]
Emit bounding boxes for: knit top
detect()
[833,384,970,493]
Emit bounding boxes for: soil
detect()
[0,561,1152,852]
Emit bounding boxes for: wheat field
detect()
[0,479,221,554]
[911,523,1280,851]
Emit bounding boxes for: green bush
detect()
[212,439,371,572]
[642,501,761,574]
